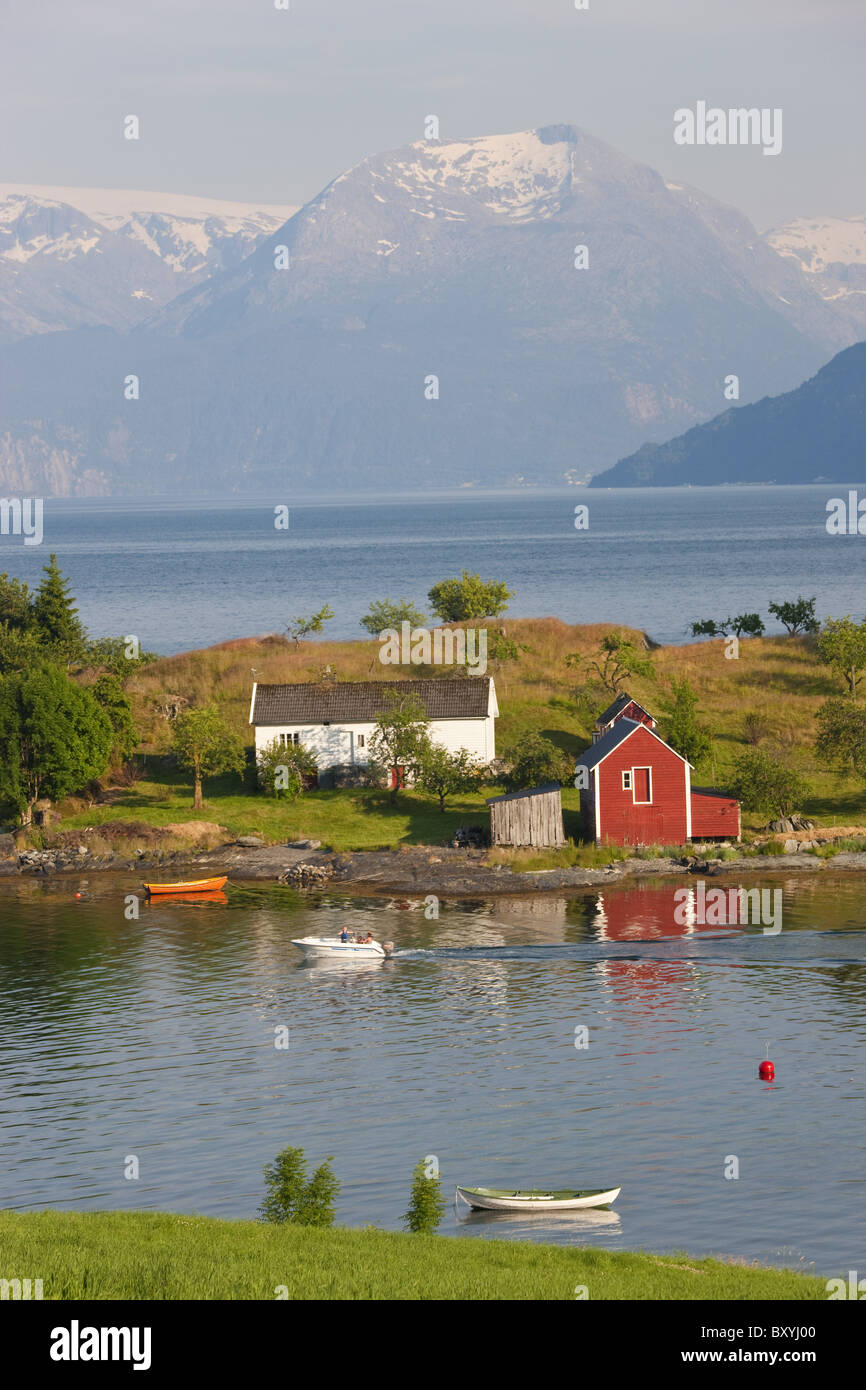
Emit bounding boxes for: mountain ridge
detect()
[0,125,862,497]
[590,339,866,487]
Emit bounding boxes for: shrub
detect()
[259,1145,340,1227]
[404,1159,446,1235]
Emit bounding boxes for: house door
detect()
[633,767,652,802]
[390,766,406,790]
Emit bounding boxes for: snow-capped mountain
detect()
[762,215,866,317]
[0,185,296,340]
[0,126,863,497]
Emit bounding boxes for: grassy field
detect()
[38,617,866,852]
[0,1210,828,1301]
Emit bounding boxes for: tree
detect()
[690,614,764,639]
[486,631,527,675]
[33,554,86,657]
[427,570,513,622]
[404,1159,446,1235]
[360,597,426,637]
[369,691,431,803]
[414,744,486,812]
[259,1146,340,1227]
[0,623,42,676]
[728,613,765,638]
[817,617,866,699]
[661,679,712,766]
[815,698,866,780]
[728,749,809,818]
[91,674,138,764]
[81,635,158,675]
[286,605,334,645]
[768,596,818,636]
[256,737,318,799]
[571,631,654,694]
[0,572,34,631]
[501,732,571,792]
[171,706,246,809]
[0,665,113,823]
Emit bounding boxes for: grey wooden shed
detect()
[486,783,566,848]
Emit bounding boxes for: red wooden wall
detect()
[597,725,688,845]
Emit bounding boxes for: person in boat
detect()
[361,931,374,944]
[340,927,354,942]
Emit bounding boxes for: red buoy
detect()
[759,1059,775,1081]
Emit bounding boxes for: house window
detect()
[632,767,652,804]
[622,771,632,791]
[357,734,365,749]
[278,732,300,746]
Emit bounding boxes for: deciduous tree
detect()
[728,749,809,819]
[768,596,818,636]
[415,744,486,812]
[369,691,431,803]
[817,617,866,699]
[171,706,245,809]
[360,597,427,637]
[428,570,513,622]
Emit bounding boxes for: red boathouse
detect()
[576,694,740,846]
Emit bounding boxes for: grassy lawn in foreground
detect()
[0,1211,827,1301]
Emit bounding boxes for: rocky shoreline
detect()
[5,832,866,897]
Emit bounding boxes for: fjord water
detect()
[1,874,864,1276]
[5,485,866,653]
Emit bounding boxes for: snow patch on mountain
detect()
[0,185,297,338]
[764,215,866,273]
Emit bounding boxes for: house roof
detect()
[577,718,641,770]
[576,718,692,772]
[595,691,654,727]
[251,677,493,725]
[487,782,562,805]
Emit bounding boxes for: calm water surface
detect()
[2,486,864,653]
[1,872,864,1275]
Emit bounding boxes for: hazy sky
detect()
[2,0,863,230]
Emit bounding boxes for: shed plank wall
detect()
[490,789,565,847]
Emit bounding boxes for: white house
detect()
[249,677,498,786]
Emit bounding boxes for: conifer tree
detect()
[33,555,85,656]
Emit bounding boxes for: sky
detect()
[1,0,864,231]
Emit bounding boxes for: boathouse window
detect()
[632,767,652,804]
[621,771,632,791]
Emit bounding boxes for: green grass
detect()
[52,766,497,853]
[0,1210,827,1301]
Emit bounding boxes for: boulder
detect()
[286,839,322,850]
[782,838,800,854]
[236,835,266,848]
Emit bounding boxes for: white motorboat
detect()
[455,1185,621,1212]
[290,935,392,960]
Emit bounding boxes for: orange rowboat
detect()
[144,876,228,896]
